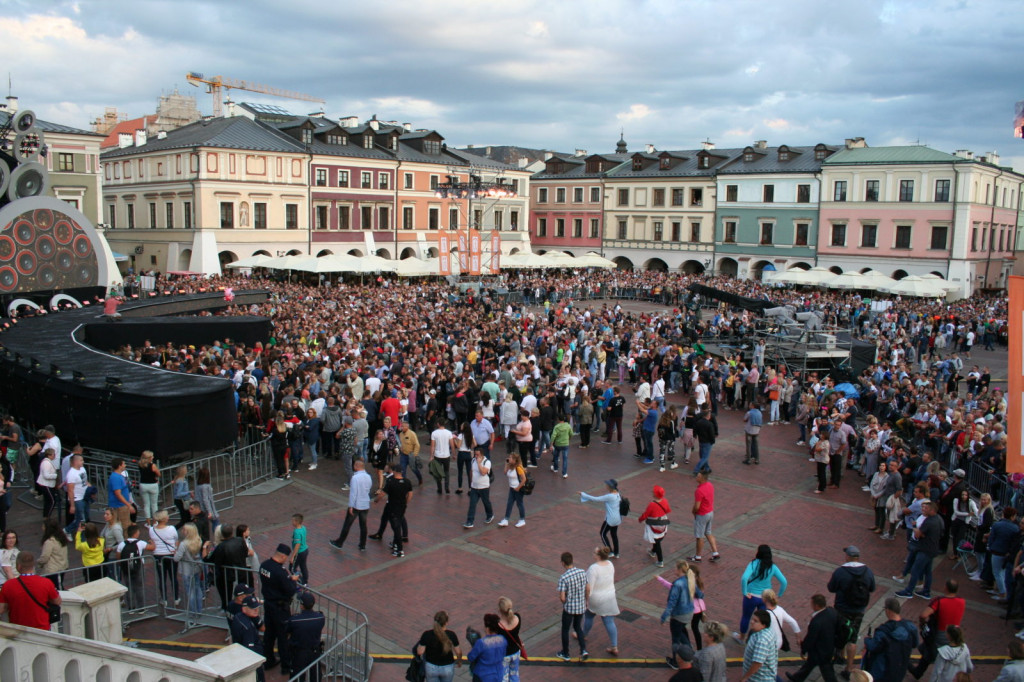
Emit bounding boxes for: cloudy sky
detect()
[3,0,1022,169]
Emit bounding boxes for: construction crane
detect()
[185,72,325,117]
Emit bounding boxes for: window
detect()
[404,173,414,189]
[865,180,879,202]
[473,209,482,230]
[815,148,826,160]
[58,153,73,172]
[537,218,547,237]
[127,203,135,229]
[652,188,665,206]
[363,134,373,149]
[589,219,599,238]
[326,133,342,145]
[183,202,192,229]
[361,205,373,229]
[254,203,266,230]
[760,223,774,245]
[796,184,810,203]
[971,227,978,251]
[149,203,157,229]
[899,179,914,202]
[724,221,737,243]
[794,223,809,246]
[573,218,582,238]
[555,218,565,237]
[691,188,703,206]
[379,173,390,190]
[632,158,643,171]
[556,187,566,203]
[725,185,738,202]
[430,175,439,191]
[220,202,233,229]
[931,225,948,250]
[671,222,681,241]
[450,208,459,230]
[762,185,774,203]
[511,179,520,194]
[830,224,846,246]
[672,188,685,206]
[315,169,327,186]
[895,225,912,248]
[617,220,627,240]
[108,204,116,228]
[286,204,298,229]
[337,170,349,187]
[617,188,629,206]
[690,222,701,242]
[573,187,584,203]
[165,203,174,229]
[379,206,389,229]
[653,221,663,241]
[861,224,877,248]
[495,211,504,231]
[424,140,441,155]
[510,210,519,231]
[402,206,414,229]
[744,152,755,162]
[301,129,312,144]
[698,156,709,169]
[338,206,350,230]
[779,150,789,161]
[590,187,601,203]
[833,181,847,202]
[537,187,549,203]
[935,179,951,202]
[361,172,372,189]
[315,205,328,230]
[660,157,671,170]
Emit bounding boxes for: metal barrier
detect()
[49,553,164,632]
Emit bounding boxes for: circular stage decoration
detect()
[0,197,111,294]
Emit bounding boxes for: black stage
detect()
[0,290,270,457]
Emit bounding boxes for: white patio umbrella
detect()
[394,257,461,277]
[226,254,273,269]
[879,275,947,298]
[347,254,399,274]
[501,252,548,269]
[823,271,869,289]
[290,254,362,274]
[859,270,897,289]
[260,255,311,271]
[918,273,960,291]
[773,266,826,285]
[578,252,616,268]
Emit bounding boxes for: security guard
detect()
[229,595,266,682]
[226,583,258,634]
[285,592,326,681]
[260,543,299,674]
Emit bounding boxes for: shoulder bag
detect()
[17,577,61,624]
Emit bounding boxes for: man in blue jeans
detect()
[896,500,943,599]
[62,454,87,537]
[639,399,660,465]
[463,449,493,528]
[692,411,716,475]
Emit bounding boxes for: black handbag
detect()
[404,644,425,682]
[18,577,61,624]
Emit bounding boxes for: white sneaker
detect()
[861,486,871,492]
[659,467,665,473]
[497,519,509,527]
[308,464,318,470]
[515,520,526,528]
[669,463,679,470]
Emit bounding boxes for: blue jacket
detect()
[864,618,918,682]
[661,575,703,623]
[988,518,1021,556]
[581,491,621,527]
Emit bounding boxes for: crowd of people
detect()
[0,266,1016,681]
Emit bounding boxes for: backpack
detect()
[121,538,143,576]
[845,571,871,609]
[521,471,536,495]
[619,496,630,517]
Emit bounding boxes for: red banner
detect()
[490,232,501,272]
[469,232,482,275]
[438,234,451,276]
[457,231,469,272]
[1008,276,1023,473]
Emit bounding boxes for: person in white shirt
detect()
[651,377,666,408]
[63,455,87,537]
[762,589,801,653]
[430,423,455,495]
[463,448,493,529]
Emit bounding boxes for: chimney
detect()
[518,158,529,168]
[368,115,379,131]
[645,144,656,154]
[844,137,867,149]
[575,149,587,157]
[157,131,167,139]
[339,115,359,128]
[486,146,493,155]
[224,98,235,118]
[986,151,1000,165]
[119,133,133,149]
[4,95,17,113]
[754,140,767,149]
[403,122,412,132]
[544,152,554,160]
[954,149,973,160]
[701,140,715,150]
[134,129,147,147]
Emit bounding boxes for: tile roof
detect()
[824,145,960,165]
[0,111,101,138]
[99,116,152,148]
[717,144,841,174]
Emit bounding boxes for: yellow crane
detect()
[185,72,325,117]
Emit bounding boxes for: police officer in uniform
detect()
[229,595,266,682]
[226,583,258,634]
[285,592,326,681]
[260,543,299,674]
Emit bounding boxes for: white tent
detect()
[226,254,273,269]
[345,255,399,274]
[823,271,869,289]
[918,273,960,292]
[577,252,616,268]
[773,266,831,285]
[260,255,311,271]
[879,275,948,298]
[859,270,897,289]
[501,252,548,269]
[394,257,462,277]
[290,254,362,273]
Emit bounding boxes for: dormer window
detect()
[363,134,373,149]
[632,158,643,171]
[326,134,341,145]
[301,129,312,144]
[779,150,789,161]
[390,136,398,151]
[698,156,709,169]
[660,157,670,170]
[744,152,754,162]
[424,140,441,155]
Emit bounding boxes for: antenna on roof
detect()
[6,73,10,97]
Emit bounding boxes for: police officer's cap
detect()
[275,543,291,555]
[300,592,315,608]
[241,595,261,609]
[233,583,255,597]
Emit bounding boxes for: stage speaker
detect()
[7,162,48,202]
[0,158,10,198]
[12,110,37,133]
[14,130,44,163]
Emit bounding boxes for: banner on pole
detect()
[490,232,501,272]
[469,231,482,275]
[457,231,469,272]
[438,233,451,276]
[1008,276,1023,473]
